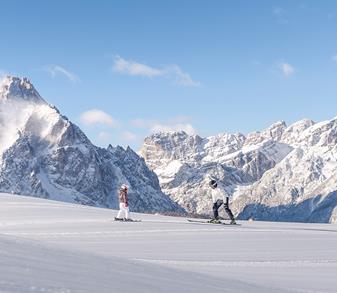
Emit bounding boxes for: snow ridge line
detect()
[134,259,337,268]
[1,228,227,237]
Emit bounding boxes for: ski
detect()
[114,217,142,222]
[187,219,240,226]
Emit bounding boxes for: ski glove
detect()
[125,202,128,208]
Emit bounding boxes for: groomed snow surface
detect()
[0,193,336,293]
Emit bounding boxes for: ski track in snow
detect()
[134,259,337,268]
[2,228,228,237]
[0,193,337,293]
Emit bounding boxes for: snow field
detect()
[0,193,336,293]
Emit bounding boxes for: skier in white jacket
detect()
[209,179,236,224]
[115,184,130,221]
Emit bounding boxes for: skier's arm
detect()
[124,191,129,207]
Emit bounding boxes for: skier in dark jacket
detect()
[209,179,236,224]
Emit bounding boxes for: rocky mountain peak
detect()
[0,77,182,214]
[0,76,46,104]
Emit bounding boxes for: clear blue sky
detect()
[1,0,337,149]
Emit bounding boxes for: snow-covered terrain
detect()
[140,119,337,223]
[0,76,181,214]
[2,75,336,224]
[0,193,336,293]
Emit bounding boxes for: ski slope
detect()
[0,193,336,293]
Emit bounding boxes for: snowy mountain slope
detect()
[0,193,336,293]
[140,125,294,216]
[0,76,181,213]
[235,136,337,222]
[141,118,337,223]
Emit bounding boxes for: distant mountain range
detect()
[140,118,337,223]
[2,76,337,223]
[0,76,182,213]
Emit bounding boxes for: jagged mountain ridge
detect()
[0,76,182,213]
[140,118,337,223]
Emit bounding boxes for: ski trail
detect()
[163,220,337,233]
[0,219,112,227]
[134,259,337,268]
[1,227,228,237]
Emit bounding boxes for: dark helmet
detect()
[209,179,217,188]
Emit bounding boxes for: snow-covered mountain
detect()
[0,76,182,213]
[140,119,337,223]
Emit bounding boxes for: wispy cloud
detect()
[169,65,200,87]
[332,55,337,63]
[80,109,119,128]
[45,65,80,83]
[131,119,149,128]
[113,55,200,87]
[279,62,295,77]
[273,7,289,24]
[113,56,163,78]
[130,116,197,135]
[150,123,197,135]
[122,131,137,141]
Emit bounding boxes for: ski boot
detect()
[208,218,221,224]
[230,219,237,225]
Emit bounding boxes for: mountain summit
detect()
[0,76,182,213]
[0,76,45,104]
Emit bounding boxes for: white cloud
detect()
[169,65,200,87]
[150,123,197,135]
[113,56,164,78]
[113,55,200,87]
[80,109,119,128]
[122,131,137,141]
[131,119,149,128]
[46,65,80,83]
[130,116,197,135]
[279,62,295,77]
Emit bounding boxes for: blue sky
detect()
[1,0,337,149]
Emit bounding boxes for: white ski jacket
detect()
[211,187,229,203]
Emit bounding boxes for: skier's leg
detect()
[212,200,223,219]
[124,205,129,220]
[224,197,236,223]
[116,203,124,219]
[212,202,219,219]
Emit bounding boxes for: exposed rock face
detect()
[141,118,337,223]
[0,76,182,213]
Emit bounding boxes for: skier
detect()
[115,184,130,221]
[209,179,236,224]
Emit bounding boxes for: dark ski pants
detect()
[213,198,234,220]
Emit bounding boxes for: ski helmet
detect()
[121,184,128,190]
